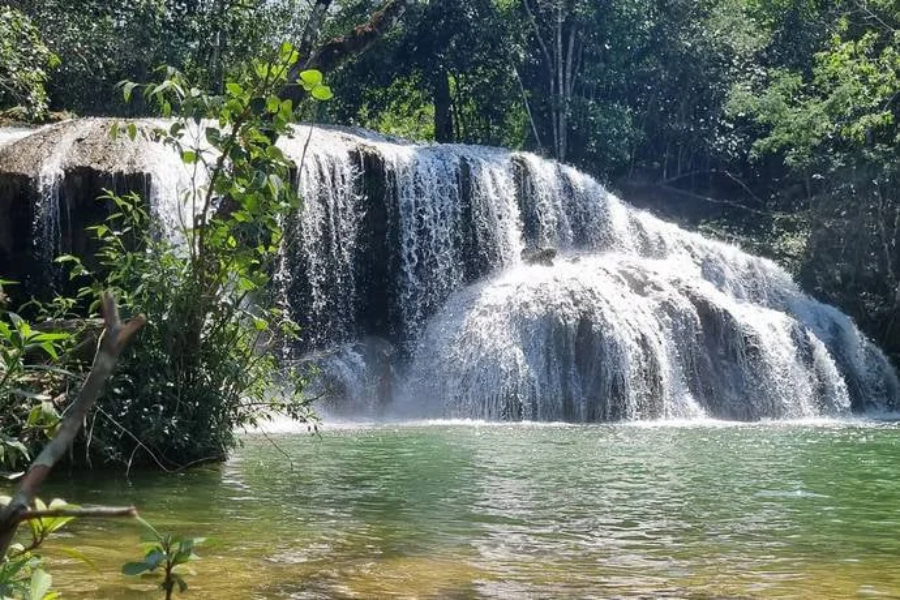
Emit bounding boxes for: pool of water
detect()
[26,420,900,598]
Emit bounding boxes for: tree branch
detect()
[0,293,145,557]
[297,0,333,59]
[282,0,412,103]
[16,506,138,522]
[522,0,555,82]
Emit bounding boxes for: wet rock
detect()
[522,247,556,265]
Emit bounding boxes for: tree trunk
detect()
[433,69,454,143]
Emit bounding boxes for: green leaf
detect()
[144,549,166,569]
[127,123,137,141]
[279,99,293,118]
[121,82,139,103]
[182,150,197,164]
[250,97,267,115]
[122,561,152,576]
[30,568,52,600]
[205,127,222,145]
[225,82,244,97]
[299,70,323,88]
[311,86,333,101]
[39,341,57,359]
[32,332,70,342]
[59,547,99,572]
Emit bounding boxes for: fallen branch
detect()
[0,292,145,557]
[16,506,138,522]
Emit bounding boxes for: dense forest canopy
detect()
[1,0,899,363]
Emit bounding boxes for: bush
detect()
[59,44,332,467]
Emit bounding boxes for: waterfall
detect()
[277,129,526,346]
[32,120,89,274]
[1,119,897,421]
[283,128,898,420]
[399,253,890,421]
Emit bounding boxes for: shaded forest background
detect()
[3,0,900,363]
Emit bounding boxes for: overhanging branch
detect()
[16,506,138,522]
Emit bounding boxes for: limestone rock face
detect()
[0,119,159,300]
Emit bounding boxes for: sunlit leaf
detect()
[311,85,333,101]
[299,70,323,88]
[30,568,52,600]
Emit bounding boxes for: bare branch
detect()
[16,506,138,522]
[522,0,556,82]
[0,293,145,557]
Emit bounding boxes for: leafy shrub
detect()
[59,43,330,467]
[0,280,72,474]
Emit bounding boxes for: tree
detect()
[728,0,900,360]
[325,0,527,145]
[61,46,332,465]
[0,7,58,120]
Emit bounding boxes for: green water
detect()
[27,421,900,598]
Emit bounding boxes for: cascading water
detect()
[0,120,196,288]
[32,121,90,272]
[0,127,38,148]
[2,119,897,421]
[277,129,364,347]
[280,130,897,420]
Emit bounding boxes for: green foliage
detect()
[9,0,287,115]
[328,0,527,148]
[729,24,900,171]
[723,1,900,361]
[58,44,324,466]
[0,496,79,600]
[354,77,436,141]
[122,519,203,600]
[0,554,56,600]
[0,7,58,120]
[0,282,71,474]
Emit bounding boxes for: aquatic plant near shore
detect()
[123,519,204,600]
[0,293,143,598]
